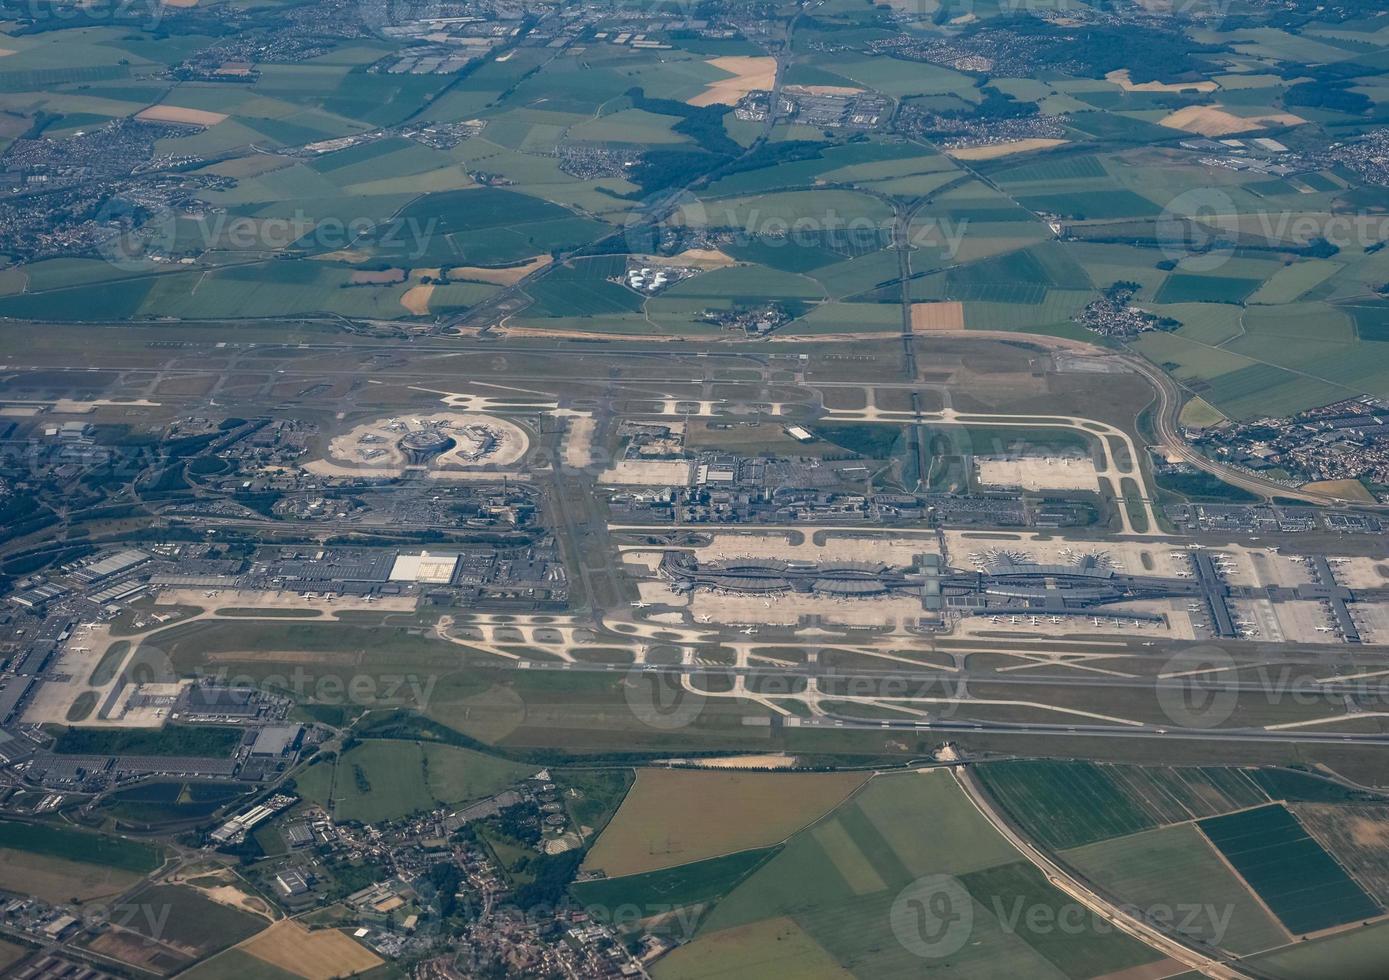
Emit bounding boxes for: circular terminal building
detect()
[399,428,455,465]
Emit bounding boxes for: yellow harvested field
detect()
[688,57,778,108]
[450,254,552,285]
[582,769,868,877]
[313,249,371,264]
[911,301,965,332]
[690,754,799,769]
[1301,479,1377,503]
[634,248,737,269]
[0,848,142,903]
[136,105,228,126]
[1104,69,1216,93]
[400,284,434,316]
[1158,105,1305,137]
[946,138,1067,160]
[240,921,382,980]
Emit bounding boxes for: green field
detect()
[1198,805,1382,936]
[296,739,536,824]
[116,883,265,958]
[1249,919,1389,980]
[88,641,131,685]
[677,770,1164,979]
[0,941,28,975]
[102,781,254,825]
[573,847,778,919]
[175,948,304,980]
[0,820,163,874]
[975,761,1272,850]
[0,2,1382,440]
[138,618,778,756]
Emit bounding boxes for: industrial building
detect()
[389,551,462,585]
[659,549,1388,641]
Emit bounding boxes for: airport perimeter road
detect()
[955,766,1258,980]
[1119,352,1379,508]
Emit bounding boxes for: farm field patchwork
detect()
[83,883,266,973]
[674,770,1165,979]
[974,761,1272,850]
[10,4,1389,978]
